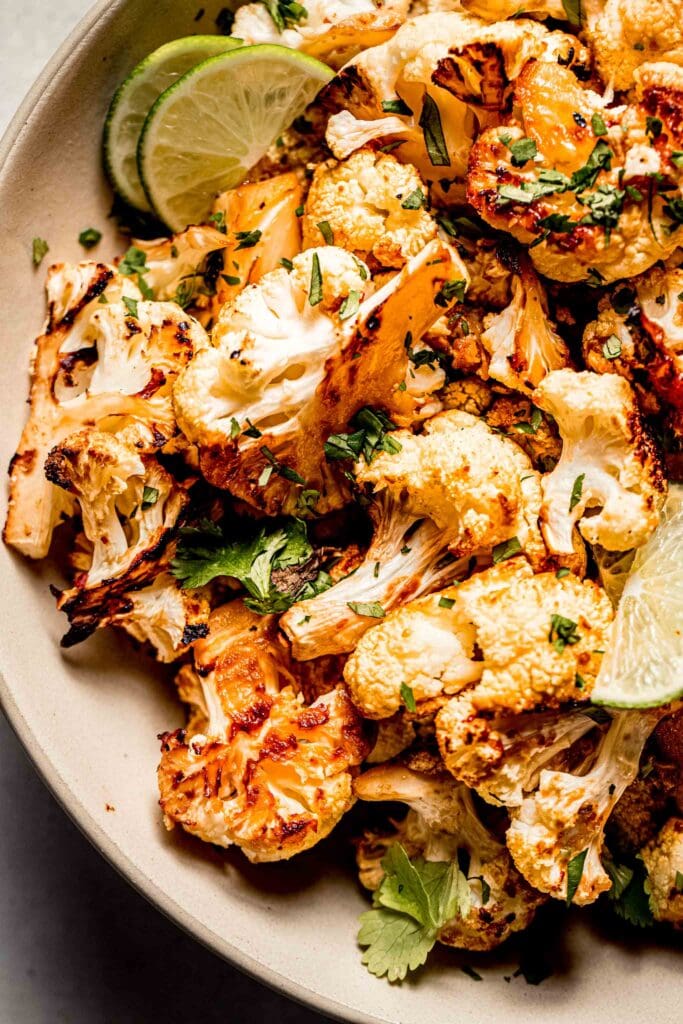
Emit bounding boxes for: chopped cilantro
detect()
[646,116,663,141]
[549,614,581,654]
[118,246,148,277]
[671,151,683,168]
[78,227,102,249]
[602,334,622,360]
[591,113,607,137]
[435,278,467,307]
[492,536,522,564]
[141,486,159,510]
[438,596,455,610]
[230,418,240,439]
[260,0,307,32]
[308,251,323,306]
[569,140,612,192]
[539,212,575,233]
[31,237,49,266]
[575,673,586,689]
[508,137,538,167]
[234,229,262,250]
[324,407,401,465]
[566,849,588,904]
[242,419,262,439]
[419,95,450,167]
[260,445,306,485]
[317,220,334,244]
[296,489,320,514]
[400,682,417,712]
[561,0,581,26]
[122,296,139,319]
[382,98,412,116]
[339,289,361,321]
[556,567,571,579]
[604,856,654,927]
[580,185,626,233]
[258,465,274,487]
[401,187,426,210]
[209,210,227,234]
[221,273,241,286]
[569,473,585,512]
[348,601,386,618]
[280,257,294,271]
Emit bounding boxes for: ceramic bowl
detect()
[0,3,680,1021]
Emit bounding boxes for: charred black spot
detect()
[181,622,210,646]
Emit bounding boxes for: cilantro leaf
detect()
[400,682,417,712]
[569,472,585,512]
[234,228,262,250]
[171,518,329,613]
[381,98,412,116]
[561,0,581,26]
[508,137,537,167]
[492,536,522,564]
[317,220,334,244]
[324,407,401,465]
[358,844,470,982]
[260,0,308,32]
[419,95,450,167]
[569,140,612,192]
[32,237,49,267]
[348,601,385,618]
[566,849,588,904]
[604,856,654,927]
[308,251,323,306]
[401,187,426,210]
[78,227,102,249]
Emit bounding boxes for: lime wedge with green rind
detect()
[137,44,333,232]
[104,35,242,213]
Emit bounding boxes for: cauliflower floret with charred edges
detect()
[130,225,229,314]
[534,369,666,554]
[346,558,613,719]
[158,601,371,862]
[45,430,188,647]
[103,573,209,663]
[324,12,589,201]
[640,817,683,927]
[3,264,206,560]
[437,689,604,806]
[507,707,672,905]
[480,259,571,392]
[355,757,546,950]
[584,0,683,93]
[175,239,468,516]
[355,409,546,561]
[232,0,411,68]
[467,61,683,284]
[302,149,437,269]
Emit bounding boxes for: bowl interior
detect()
[0,3,681,1022]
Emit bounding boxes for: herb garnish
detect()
[419,95,450,167]
[348,601,386,618]
[602,334,622,360]
[308,251,323,306]
[401,187,426,210]
[569,473,585,512]
[549,614,581,654]
[141,486,159,510]
[317,220,334,244]
[235,229,262,250]
[566,849,588,904]
[492,536,522,563]
[400,682,417,712]
[382,98,412,116]
[78,228,102,249]
[324,407,402,464]
[260,0,307,31]
[31,237,49,266]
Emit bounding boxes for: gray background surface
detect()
[0,3,330,1021]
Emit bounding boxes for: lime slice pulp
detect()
[137,44,334,232]
[104,35,242,213]
[592,490,683,708]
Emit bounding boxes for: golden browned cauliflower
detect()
[354,758,546,951]
[302,149,437,269]
[534,369,666,553]
[467,60,683,283]
[507,707,672,905]
[480,258,571,392]
[640,817,683,927]
[461,0,565,17]
[232,0,411,69]
[158,601,371,862]
[3,262,207,560]
[44,429,189,647]
[584,0,683,93]
[324,12,588,201]
[345,558,613,719]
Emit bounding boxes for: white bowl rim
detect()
[0,5,366,1020]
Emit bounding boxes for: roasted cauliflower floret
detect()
[3,263,207,560]
[158,601,371,862]
[324,12,588,200]
[355,758,546,950]
[636,264,683,414]
[584,0,683,93]
[44,430,188,646]
[480,259,571,392]
[302,149,437,269]
[507,708,671,905]
[534,369,666,554]
[461,0,565,18]
[346,557,612,719]
[640,817,683,927]
[176,239,467,516]
[129,225,229,310]
[468,61,683,283]
[436,690,601,806]
[355,408,546,560]
[232,0,411,68]
[102,573,210,663]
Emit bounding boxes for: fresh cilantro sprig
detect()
[603,854,654,927]
[260,0,307,32]
[171,517,331,614]
[358,844,470,982]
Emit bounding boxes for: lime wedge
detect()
[592,489,683,708]
[137,44,334,232]
[104,35,242,213]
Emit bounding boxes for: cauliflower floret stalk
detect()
[44,430,189,647]
[467,60,683,284]
[157,600,372,862]
[212,171,304,309]
[232,0,411,69]
[302,148,437,270]
[640,817,683,928]
[534,369,666,554]
[507,706,674,905]
[354,758,546,975]
[173,239,468,517]
[583,0,683,94]
[323,11,589,201]
[281,409,547,660]
[480,256,571,392]
[3,261,207,560]
[345,556,613,720]
[92,573,210,663]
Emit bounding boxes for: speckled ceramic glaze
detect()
[0,3,681,1021]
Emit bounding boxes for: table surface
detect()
[0,4,331,1021]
